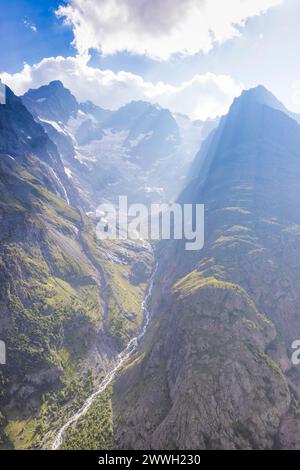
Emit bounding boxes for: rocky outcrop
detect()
[113,279,290,449]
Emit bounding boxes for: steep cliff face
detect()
[22,81,87,184]
[0,86,77,206]
[0,86,153,449]
[114,279,289,450]
[110,87,300,449]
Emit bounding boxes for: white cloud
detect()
[23,18,38,33]
[56,0,283,60]
[0,55,242,119]
[156,74,241,120]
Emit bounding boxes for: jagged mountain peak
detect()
[120,99,157,110]
[104,99,174,130]
[241,84,275,99]
[25,80,74,100]
[0,84,78,206]
[0,85,58,164]
[113,99,166,118]
[184,83,300,209]
[231,84,300,123]
[234,84,284,110]
[47,79,65,89]
[79,100,112,124]
[22,80,78,124]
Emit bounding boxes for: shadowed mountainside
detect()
[106,86,300,450]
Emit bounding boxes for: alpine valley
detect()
[1,79,300,451]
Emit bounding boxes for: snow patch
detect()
[64,167,73,179]
[39,118,65,134]
[129,131,153,148]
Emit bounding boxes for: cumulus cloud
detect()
[0,55,242,119]
[56,0,282,60]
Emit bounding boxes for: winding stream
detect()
[52,263,157,450]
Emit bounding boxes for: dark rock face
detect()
[0,86,77,206]
[22,82,89,197]
[0,87,60,166]
[112,87,300,449]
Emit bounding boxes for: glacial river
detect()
[52,264,157,450]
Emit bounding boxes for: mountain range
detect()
[22,80,212,208]
[1,80,300,450]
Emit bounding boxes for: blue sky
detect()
[0,0,300,119]
[0,1,73,72]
